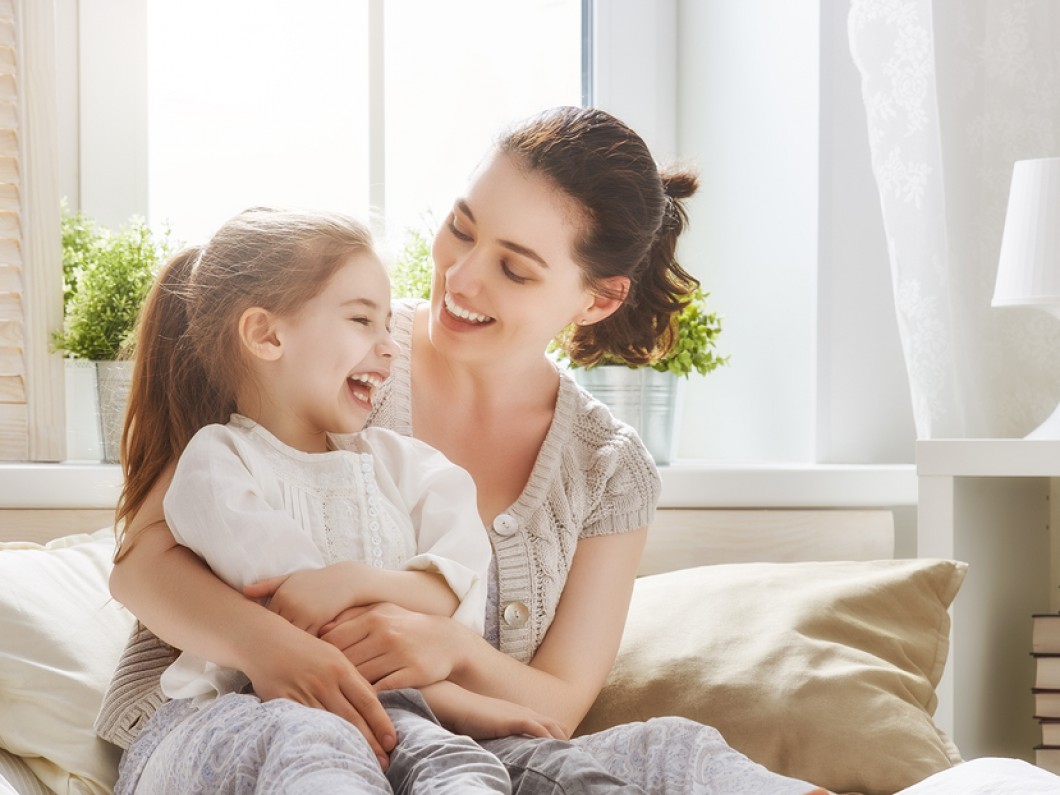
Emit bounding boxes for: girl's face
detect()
[261,253,398,450]
[429,151,599,369]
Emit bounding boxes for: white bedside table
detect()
[917,439,1059,761]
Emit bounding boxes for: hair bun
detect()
[661,168,699,201]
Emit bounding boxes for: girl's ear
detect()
[577,276,630,326]
[239,307,283,361]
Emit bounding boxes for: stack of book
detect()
[1033,613,1060,773]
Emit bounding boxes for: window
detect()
[42,0,911,467]
[144,0,584,250]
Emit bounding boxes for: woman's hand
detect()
[420,682,569,741]
[240,616,397,769]
[320,602,475,690]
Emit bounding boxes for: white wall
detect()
[673,0,915,464]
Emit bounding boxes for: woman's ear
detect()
[577,276,630,326]
[239,307,283,361]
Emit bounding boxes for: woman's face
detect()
[429,151,598,368]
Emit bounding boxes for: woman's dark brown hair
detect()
[498,105,700,366]
[114,207,374,556]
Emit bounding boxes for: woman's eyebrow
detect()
[457,200,549,269]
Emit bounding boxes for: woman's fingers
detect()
[245,628,395,769]
[335,672,397,770]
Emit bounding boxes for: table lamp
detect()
[992,157,1060,438]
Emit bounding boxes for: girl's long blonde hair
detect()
[115,207,374,557]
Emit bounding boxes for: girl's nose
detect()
[378,328,399,359]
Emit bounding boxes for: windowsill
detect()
[0,460,917,510]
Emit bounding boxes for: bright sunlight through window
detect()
[147,0,583,251]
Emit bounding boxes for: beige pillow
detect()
[577,558,966,795]
[0,529,134,795]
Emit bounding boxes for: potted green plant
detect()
[390,223,433,300]
[54,206,175,462]
[551,288,727,464]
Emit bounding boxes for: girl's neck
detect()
[235,393,330,455]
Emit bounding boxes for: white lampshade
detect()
[993,157,1060,309]
[992,156,1060,438]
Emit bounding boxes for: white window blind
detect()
[0,0,64,461]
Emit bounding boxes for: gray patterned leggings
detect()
[116,692,814,794]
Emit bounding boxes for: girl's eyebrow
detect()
[341,297,381,310]
[455,200,550,269]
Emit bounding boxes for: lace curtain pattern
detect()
[849,0,1060,438]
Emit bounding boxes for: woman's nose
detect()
[443,251,483,297]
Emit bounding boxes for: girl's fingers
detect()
[243,576,286,599]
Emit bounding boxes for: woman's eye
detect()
[447,219,472,242]
[501,262,530,284]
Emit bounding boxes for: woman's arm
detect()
[417,680,568,740]
[109,467,397,764]
[324,527,646,731]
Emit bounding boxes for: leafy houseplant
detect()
[552,288,728,464]
[54,208,174,361]
[390,225,433,301]
[54,207,175,462]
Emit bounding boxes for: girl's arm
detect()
[323,527,646,731]
[244,563,458,636]
[109,467,397,765]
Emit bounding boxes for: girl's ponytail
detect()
[115,246,231,556]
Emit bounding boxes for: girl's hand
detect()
[422,683,569,741]
[240,611,397,770]
[320,602,472,690]
[245,563,364,637]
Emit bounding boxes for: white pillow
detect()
[0,529,134,795]
[0,749,49,795]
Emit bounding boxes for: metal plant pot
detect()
[64,358,102,461]
[573,366,683,465]
[96,360,133,464]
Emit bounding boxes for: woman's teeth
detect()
[444,293,493,323]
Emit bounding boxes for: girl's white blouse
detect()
[160,414,489,701]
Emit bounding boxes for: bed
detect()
[1,506,1058,795]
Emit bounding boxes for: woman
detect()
[103,106,824,794]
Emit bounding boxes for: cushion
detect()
[0,748,49,795]
[577,558,967,795]
[0,529,134,795]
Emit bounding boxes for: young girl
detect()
[112,206,619,794]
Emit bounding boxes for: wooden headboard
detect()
[1,507,896,571]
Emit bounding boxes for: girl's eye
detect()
[501,262,530,285]
[350,316,371,326]
[447,218,472,242]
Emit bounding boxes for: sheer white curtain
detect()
[849,0,1060,439]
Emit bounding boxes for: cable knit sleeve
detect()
[569,390,662,539]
